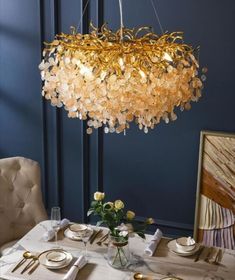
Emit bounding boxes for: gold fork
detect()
[96,233,109,246]
[21,256,38,274]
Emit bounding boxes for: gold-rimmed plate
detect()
[64,226,93,241]
[167,239,200,257]
[39,250,73,269]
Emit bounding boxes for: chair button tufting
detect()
[16,164,21,170]
[8,185,14,191]
[18,201,25,208]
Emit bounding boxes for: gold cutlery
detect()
[215,248,223,264]
[21,256,38,274]
[11,251,34,273]
[133,272,157,280]
[133,272,183,280]
[88,230,97,242]
[28,260,40,275]
[96,233,109,246]
[212,248,221,264]
[194,245,205,262]
[133,272,148,279]
[89,229,102,244]
[204,247,213,263]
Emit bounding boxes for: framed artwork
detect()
[194,130,235,249]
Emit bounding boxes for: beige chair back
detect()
[0,157,47,247]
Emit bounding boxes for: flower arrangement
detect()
[88,192,154,268]
[88,191,154,241]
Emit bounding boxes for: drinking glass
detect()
[51,206,61,248]
[80,228,93,258]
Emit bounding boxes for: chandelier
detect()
[39,0,206,134]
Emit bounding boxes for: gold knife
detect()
[11,257,27,273]
[90,229,102,244]
[213,248,221,264]
[204,247,213,262]
[88,230,97,242]
[194,245,205,262]
[21,257,38,274]
[217,249,223,264]
[28,260,40,275]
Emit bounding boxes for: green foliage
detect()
[87,194,152,239]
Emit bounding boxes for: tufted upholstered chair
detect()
[0,157,47,255]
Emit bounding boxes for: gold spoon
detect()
[134,272,145,279]
[11,251,34,273]
[133,272,157,280]
[133,273,182,280]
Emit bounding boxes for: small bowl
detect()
[46,251,67,265]
[69,224,88,237]
[176,237,196,252]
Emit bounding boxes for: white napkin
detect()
[42,218,70,241]
[63,255,87,280]
[144,228,162,256]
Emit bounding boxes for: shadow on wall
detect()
[0,22,37,46]
[0,88,42,126]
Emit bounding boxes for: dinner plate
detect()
[167,240,200,256]
[64,228,82,240]
[64,226,93,241]
[39,250,73,269]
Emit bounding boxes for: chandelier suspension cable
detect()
[118,0,124,41]
[150,0,164,34]
[118,0,164,38]
[76,0,91,32]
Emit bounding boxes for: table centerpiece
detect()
[88,192,154,269]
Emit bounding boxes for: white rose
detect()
[119,230,128,237]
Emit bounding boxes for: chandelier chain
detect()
[150,0,164,34]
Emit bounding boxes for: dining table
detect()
[0,220,234,280]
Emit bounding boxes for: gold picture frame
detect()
[194,130,235,249]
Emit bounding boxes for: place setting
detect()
[64,224,110,248]
[5,207,90,280]
[41,206,109,251]
[7,248,87,280]
[167,237,200,257]
[166,236,224,265]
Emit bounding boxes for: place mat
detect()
[5,255,77,280]
[4,255,100,280]
[4,255,125,280]
[40,228,109,252]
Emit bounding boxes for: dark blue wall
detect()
[1,0,235,237]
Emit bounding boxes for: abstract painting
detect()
[194,131,235,249]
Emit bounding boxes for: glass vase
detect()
[107,235,130,269]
